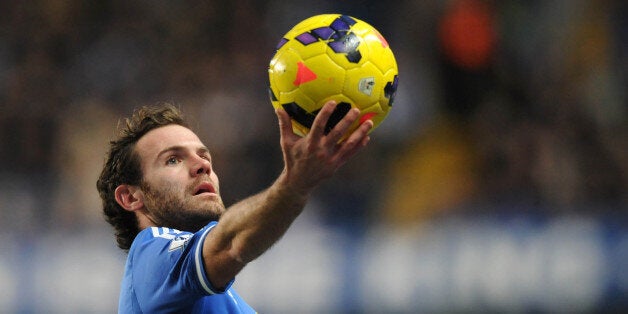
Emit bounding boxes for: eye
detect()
[198,152,211,163]
[166,156,181,165]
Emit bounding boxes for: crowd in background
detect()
[0,0,625,312]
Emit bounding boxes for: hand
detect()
[275,100,373,193]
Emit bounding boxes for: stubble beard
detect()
[140,179,225,232]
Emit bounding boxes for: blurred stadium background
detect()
[0,0,625,313]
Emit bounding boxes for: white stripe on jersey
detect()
[150,227,184,240]
[227,290,239,307]
[150,226,161,237]
[195,225,217,295]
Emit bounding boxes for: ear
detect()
[114,184,144,212]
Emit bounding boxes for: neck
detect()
[136,211,158,229]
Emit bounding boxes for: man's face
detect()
[134,124,225,231]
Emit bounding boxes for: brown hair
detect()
[97,104,188,251]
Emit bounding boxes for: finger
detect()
[309,100,337,139]
[276,108,298,141]
[335,119,373,162]
[343,119,372,149]
[326,107,360,144]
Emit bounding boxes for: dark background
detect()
[0,0,625,312]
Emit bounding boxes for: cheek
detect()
[211,172,220,191]
[145,173,188,195]
[149,168,187,185]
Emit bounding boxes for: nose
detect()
[192,156,212,176]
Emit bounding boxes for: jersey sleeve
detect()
[189,223,235,294]
[127,222,235,312]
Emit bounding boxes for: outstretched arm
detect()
[202,101,373,289]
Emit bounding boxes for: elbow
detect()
[228,238,259,265]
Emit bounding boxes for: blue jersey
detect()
[118,222,256,313]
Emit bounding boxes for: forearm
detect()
[218,171,309,262]
[201,102,371,289]
[201,171,309,288]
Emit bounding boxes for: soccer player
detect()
[97,101,372,313]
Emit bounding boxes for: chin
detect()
[158,209,220,232]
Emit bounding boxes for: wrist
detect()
[273,169,312,203]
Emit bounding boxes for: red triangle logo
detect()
[375,31,389,48]
[293,62,317,86]
[360,112,377,124]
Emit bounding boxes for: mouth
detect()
[194,182,216,196]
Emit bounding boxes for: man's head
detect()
[97,104,224,250]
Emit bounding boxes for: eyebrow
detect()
[156,145,211,160]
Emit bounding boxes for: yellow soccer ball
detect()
[268,14,399,138]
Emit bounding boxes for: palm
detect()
[276,101,373,193]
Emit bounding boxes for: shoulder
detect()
[140,227,193,251]
[131,223,218,254]
[125,222,224,299]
